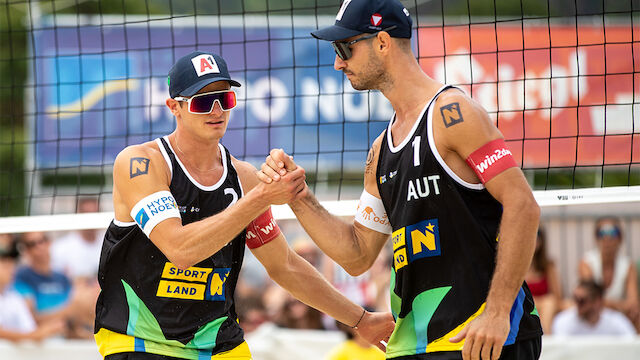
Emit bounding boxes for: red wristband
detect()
[246,208,281,249]
[466,138,517,184]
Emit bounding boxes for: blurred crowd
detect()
[0,198,638,358]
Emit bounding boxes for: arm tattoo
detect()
[130,157,150,178]
[440,102,464,128]
[365,147,375,175]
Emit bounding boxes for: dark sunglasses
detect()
[174,90,237,114]
[331,25,398,61]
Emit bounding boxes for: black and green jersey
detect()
[377,86,542,359]
[95,137,248,359]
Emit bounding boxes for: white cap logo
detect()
[191,54,220,77]
[403,8,410,16]
[336,0,352,21]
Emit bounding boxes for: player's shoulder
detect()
[371,130,385,151]
[230,156,259,191]
[115,140,162,164]
[230,156,257,175]
[434,87,486,120]
[113,140,167,180]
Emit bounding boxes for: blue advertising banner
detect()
[31,18,394,171]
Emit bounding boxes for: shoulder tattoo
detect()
[365,147,375,175]
[130,157,150,178]
[440,102,464,128]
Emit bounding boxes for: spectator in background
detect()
[0,235,63,341]
[552,280,636,336]
[326,318,385,360]
[265,240,325,330]
[236,294,270,334]
[272,292,325,330]
[579,217,639,328]
[51,197,104,281]
[525,227,562,333]
[14,232,95,339]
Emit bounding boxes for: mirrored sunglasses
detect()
[174,90,237,114]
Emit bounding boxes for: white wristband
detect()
[354,189,392,234]
[130,191,181,237]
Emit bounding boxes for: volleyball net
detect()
[0,0,638,233]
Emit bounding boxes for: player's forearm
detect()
[159,189,270,269]
[268,249,364,327]
[289,192,368,272]
[0,328,33,342]
[485,194,539,315]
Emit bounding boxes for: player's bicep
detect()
[363,133,384,198]
[113,147,180,237]
[482,167,530,205]
[438,96,502,158]
[231,157,260,194]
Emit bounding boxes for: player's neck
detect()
[382,62,440,125]
[169,131,222,173]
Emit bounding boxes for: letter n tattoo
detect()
[130,157,150,178]
[440,102,463,128]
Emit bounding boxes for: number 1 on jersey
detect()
[412,136,421,167]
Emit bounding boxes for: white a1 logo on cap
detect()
[191,54,220,77]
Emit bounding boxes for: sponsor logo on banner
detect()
[392,219,441,270]
[191,54,220,76]
[156,263,230,301]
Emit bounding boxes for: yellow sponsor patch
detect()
[209,271,229,297]
[394,247,408,270]
[411,225,437,254]
[392,227,406,251]
[157,280,206,300]
[160,263,212,283]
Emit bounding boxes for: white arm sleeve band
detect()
[130,190,181,237]
[354,189,392,234]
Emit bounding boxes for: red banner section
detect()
[417,25,639,168]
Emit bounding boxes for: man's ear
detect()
[166,98,181,117]
[375,31,393,55]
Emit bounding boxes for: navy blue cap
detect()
[168,51,241,98]
[311,0,412,41]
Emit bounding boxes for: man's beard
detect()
[346,51,389,91]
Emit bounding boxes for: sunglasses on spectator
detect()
[597,226,620,239]
[331,25,397,61]
[22,237,49,249]
[174,90,237,114]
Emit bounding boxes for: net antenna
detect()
[0,1,638,234]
